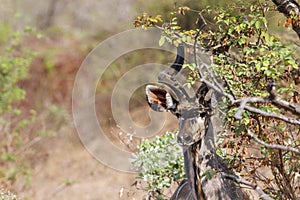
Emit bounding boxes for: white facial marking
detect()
[166,92,174,108]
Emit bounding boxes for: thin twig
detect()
[200,78,234,102]
[200,64,225,95]
[16,136,42,155]
[222,76,237,100]
[194,12,207,79]
[194,30,201,77]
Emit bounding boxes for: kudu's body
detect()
[146,44,245,199]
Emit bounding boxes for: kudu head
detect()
[146,44,211,146]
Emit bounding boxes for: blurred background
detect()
[0,0,292,199]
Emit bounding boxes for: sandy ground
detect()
[19,125,143,200]
[16,108,178,200]
[4,37,179,200]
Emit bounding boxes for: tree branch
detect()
[247,130,300,154]
[244,105,300,125]
[267,81,300,117]
[222,76,237,100]
[199,64,231,101]
[200,67,300,125]
[223,173,274,200]
[234,97,268,119]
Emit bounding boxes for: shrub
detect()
[131,131,184,199]
[0,188,21,200]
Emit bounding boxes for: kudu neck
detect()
[182,117,215,200]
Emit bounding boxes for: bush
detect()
[0,25,37,189]
[0,28,35,114]
[0,188,21,200]
[131,131,184,199]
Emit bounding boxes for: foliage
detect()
[0,25,62,192]
[0,28,35,114]
[0,25,35,186]
[207,5,298,99]
[0,21,72,198]
[134,1,300,199]
[131,131,185,199]
[0,188,21,200]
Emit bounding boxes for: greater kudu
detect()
[146,44,246,199]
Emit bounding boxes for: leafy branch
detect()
[135,2,300,199]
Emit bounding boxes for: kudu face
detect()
[177,106,206,146]
[146,44,210,146]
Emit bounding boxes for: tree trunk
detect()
[271,0,300,38]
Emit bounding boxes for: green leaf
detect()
[255,20,261,30]
[202,170,217,180]
[159,36,165,46]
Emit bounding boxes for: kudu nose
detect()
[177,134,192,146]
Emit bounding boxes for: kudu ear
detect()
[145,85,177,112]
